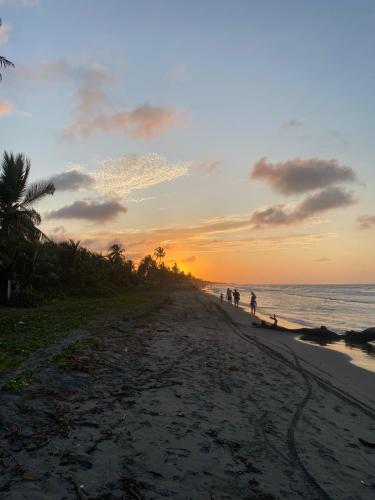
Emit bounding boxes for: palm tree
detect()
[107,243,125,264]
[0,19,15,80]
[154,246,165,267]
[0,152,55,243]
[0,56,14,80]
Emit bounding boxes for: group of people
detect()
[220,288,257,314]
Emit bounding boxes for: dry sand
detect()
[0,289,374,499]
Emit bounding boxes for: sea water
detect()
[206,284,375,372]
[207,284,375,332]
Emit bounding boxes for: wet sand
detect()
[0,289,374,499]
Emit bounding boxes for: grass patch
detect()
[0,290,151,374]
[2,369,34,391]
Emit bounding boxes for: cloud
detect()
[0,22,10,45]
[0,100,13,114]
[46,199,127,222]
[195,160,222,175]
[356,214,375,230]
[0,0,39,5]
[282,119,303,129]
[315,257,330,262]
[15,58,188,140]
[168,63,189,82]
[62,103,188,140]
[49,169,95,191]
[251,157,357,195]
[182,256,196,263]
[250,187,357,227]
[17,59,116,85]
[55,222,336,259]
[127,196,156,204]
[0,100,31,117]
[91,153,190,197]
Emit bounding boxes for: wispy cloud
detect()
[281,119,303,129]
[127,196,157,204]
[195,160,222,175]
[15,58,189,140]
[46,199,127,223]
[315,257,330,262]
[91,153,190,198]
[16,59,116,85]
[50,222,336,260]
[182,255,196,263]
[0,100,13,114]
[0,99,31,117]
[356,214,375,230]
[63,103,188,140]
[251,157,357,195]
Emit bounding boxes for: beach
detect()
[1,289,375,499]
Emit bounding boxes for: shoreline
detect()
[205,283,375,334]
[1,289,374,499]
[205,290,375,374]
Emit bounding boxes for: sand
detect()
[0,289,374,499]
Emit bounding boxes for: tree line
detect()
[0,152,202,307]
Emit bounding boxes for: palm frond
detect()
[21,181,55,207]
[0,56,15,68]
[0,56,15,81]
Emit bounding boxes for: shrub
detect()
[9,288,46,308]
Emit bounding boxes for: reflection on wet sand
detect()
[298,334,375,372]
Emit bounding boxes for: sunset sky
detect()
[1,0,374,283]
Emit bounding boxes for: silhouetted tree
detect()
[0,152,55,243]
[154,246,165,267]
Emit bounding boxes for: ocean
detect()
[206,283,375,372]
[207,284,375,333]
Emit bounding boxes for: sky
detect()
[0,0,374,284]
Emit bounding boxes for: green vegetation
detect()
[2,369,34,391]
[0,152,203,377]
[0,290,151,374]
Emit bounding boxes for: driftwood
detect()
[255,321,375,344]
[345,327,375,344]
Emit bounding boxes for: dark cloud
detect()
[251,157,356,195]
[46,200,127,222]
[50,170,95,191]
[356,214,375,230]
[250,187,356,227]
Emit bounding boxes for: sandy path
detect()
[0,290,374,499]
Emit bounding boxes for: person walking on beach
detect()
[233,289,240,308]
[250,291,257,314]
[220,292,224,304]
[226,288,232,304]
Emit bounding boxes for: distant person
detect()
[220,292,224,304]
[233,289,240,308]
[250,291,257,315]
[226,288,232,304]
[270,314,278,327]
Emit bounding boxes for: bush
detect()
[9,288,46,308]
